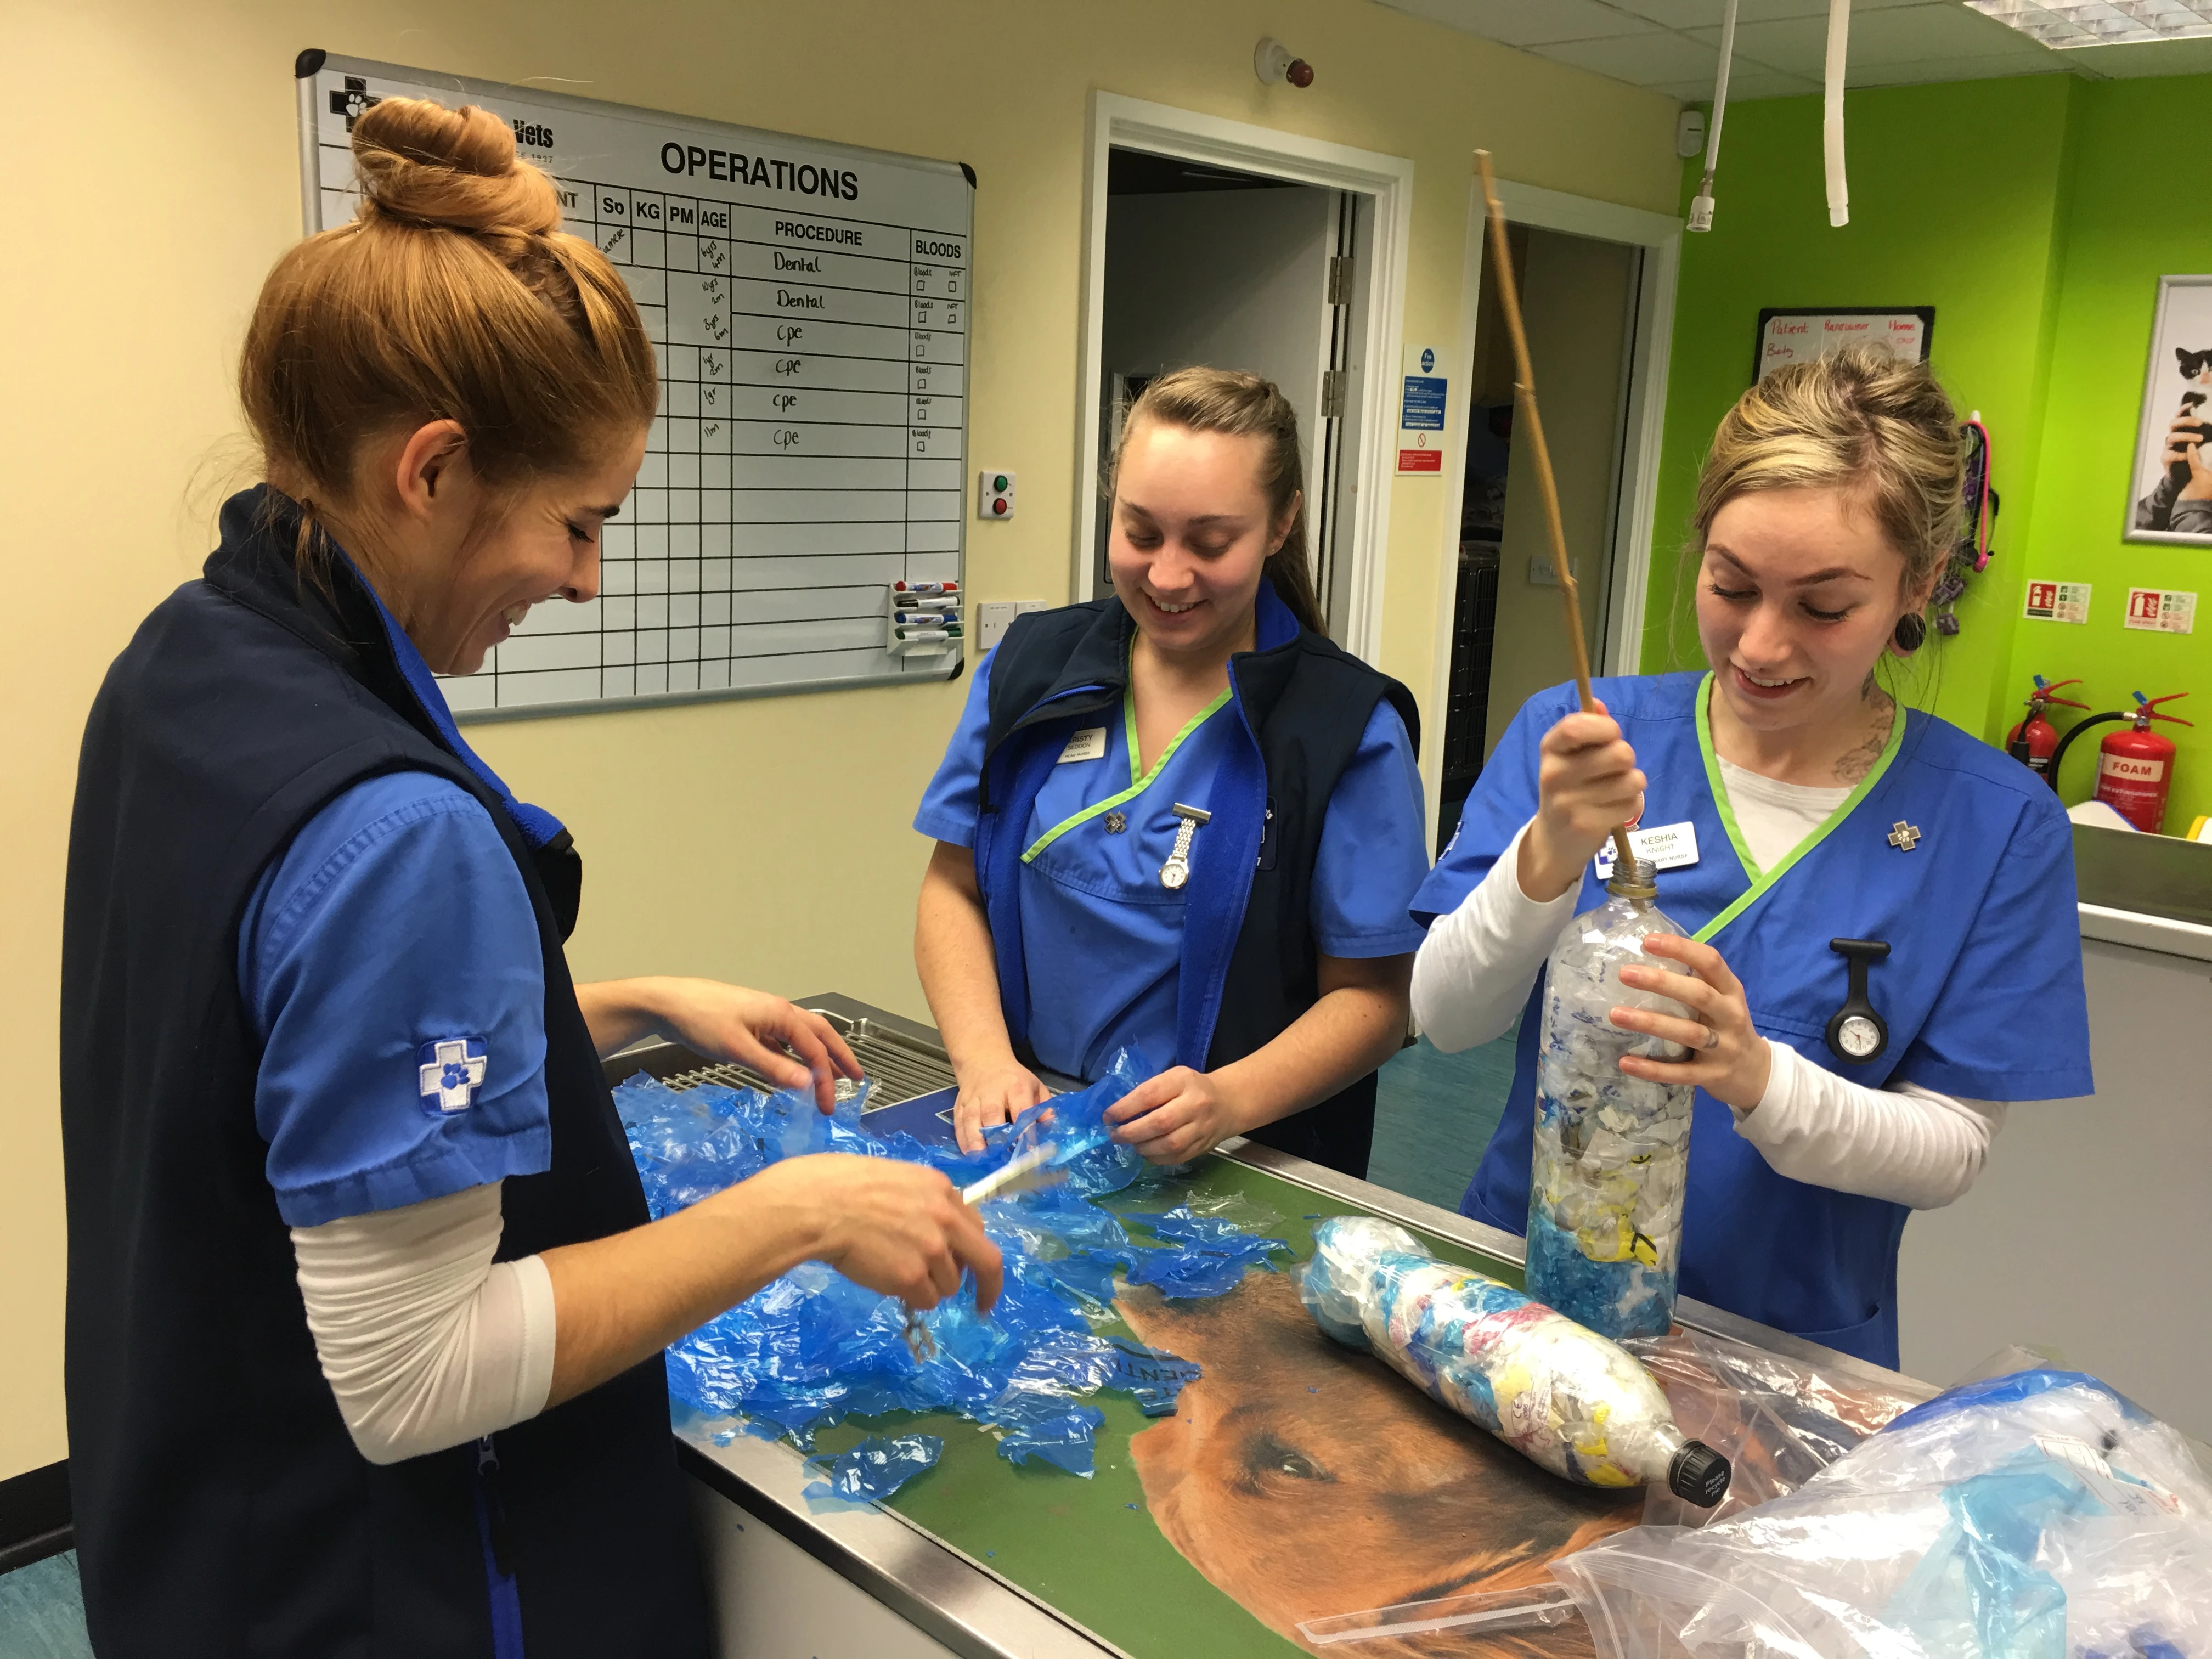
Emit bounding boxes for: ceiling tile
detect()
[1373,0,1664,47]
[1844,50,2072,83]
[1646,65,1826,97]
[1689,3,2054,72]
[2066,33,2212,74]
[1534,31,1726,81]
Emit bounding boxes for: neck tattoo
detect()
[1834,689,1895,783]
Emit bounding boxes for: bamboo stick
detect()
[1475,150,1640,878]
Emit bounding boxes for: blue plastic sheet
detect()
[615,1048,1262,1473]
[997,1406,1108,1477]
[802,1434,945,1506]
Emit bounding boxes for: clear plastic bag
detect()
[1552,1369,2212,1658]
[1528,865,1699,1341]
[1624,1327,1937,1528]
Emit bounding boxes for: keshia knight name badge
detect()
[1593,822,1701,878]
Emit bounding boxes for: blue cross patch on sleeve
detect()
[416,1036,490,1117]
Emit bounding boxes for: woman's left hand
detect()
[1103,1066,1252,1164]
[632,978,863,1113]
[1610,935,1771,1111]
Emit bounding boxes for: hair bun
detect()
[351,97,560,238]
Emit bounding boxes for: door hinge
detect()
[1320,369,1347,420]
[1325,255,1352,306]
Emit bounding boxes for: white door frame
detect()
[1424,178,1681,830]
[1075,92,1414,665]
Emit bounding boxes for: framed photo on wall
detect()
[1752,307,1934,383]
[2125,274,2212,547]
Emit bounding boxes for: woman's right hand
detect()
[950,1056,1052,1154]
[1519,702,1645,902]
[738,1154,1003,1312]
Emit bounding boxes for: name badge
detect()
[1058,727,1107,764]
[1594,821,1701,876]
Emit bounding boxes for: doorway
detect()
[1094,152,1368,631]
[1076,94,1413,663]
[1432,184,1682,846]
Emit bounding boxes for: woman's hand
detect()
[1519,702,1646,902]
[951,1057,1052,1154]
[579,978,861,1113]
[1608,934,1771,1111]
[741,1154,1005,1312]
[1103,1066,1251,1164]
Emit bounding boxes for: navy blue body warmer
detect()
[59,490,709,1657]
[977,592,1420,1177]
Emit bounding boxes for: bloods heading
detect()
[661,142,860,202]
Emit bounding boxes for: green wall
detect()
[1647,73,2212,835]
[2001,78,2212,833]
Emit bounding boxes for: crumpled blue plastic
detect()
[802,1433,944,1505]
[997,1406,1108,1477]
[615,1047,1259,1471]
[1121,1205,1290,1299]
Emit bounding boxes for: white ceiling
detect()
[1378,0,2212,98]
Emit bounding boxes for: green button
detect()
[994,475,1008,491]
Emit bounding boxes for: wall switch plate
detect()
[977,600,1048,651]
[1528,555,1582,588]
[978,470,1015,519]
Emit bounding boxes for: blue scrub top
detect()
[1413,672,2094,1367]
[918,647,1430,1080]
[236,575,556,1229]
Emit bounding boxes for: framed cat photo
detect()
[2126,274,2212,546]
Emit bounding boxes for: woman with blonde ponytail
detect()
[1408,345,2091,1368]
[913,368,1431,1178]
[62,99,1000,1658]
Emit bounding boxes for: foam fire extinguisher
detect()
[2005,674,2086,780]
[2096,692,2192,833]
[2047,690,2192,833]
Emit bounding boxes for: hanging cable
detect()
[1687,0,1739,232]
[1824,0,1851,226]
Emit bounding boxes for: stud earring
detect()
[1893,613,1927,653]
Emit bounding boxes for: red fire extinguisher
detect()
[2005,675,2086,780]
[2096,692,2192,833]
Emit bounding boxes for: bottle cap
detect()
[1667,1440,1731,1507]
[1606,856,1659,899]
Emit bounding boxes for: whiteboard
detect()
[297,53,971,718]
[1752,307,1933,384]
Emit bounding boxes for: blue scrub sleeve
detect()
[1893,805,2095,1102]
[239,771,552,1227]
[1311,702,1430,956]
[913,648,997,848]
[1411,684,1573,924]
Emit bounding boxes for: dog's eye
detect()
[1240,1431,1334,1488]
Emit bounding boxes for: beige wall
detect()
[0,0,1677,1481]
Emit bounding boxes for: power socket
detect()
[978,469,1015,520]
[977,600,1048,651]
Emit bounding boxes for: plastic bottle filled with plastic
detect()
[1302,1218,1729,1505]
[1527,857,1697,1341]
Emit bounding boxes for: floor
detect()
[1366,1025,1519,1214]
[0,1032,1521,1655]
[0,1554,88,1659]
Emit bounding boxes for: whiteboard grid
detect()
[304,57,970,719]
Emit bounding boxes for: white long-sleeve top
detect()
[1412,786,2005,1211]
[291,1181,557,1465]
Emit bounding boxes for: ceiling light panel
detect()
[1963,1,2212,47]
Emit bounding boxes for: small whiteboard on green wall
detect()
[2125,274,2212,549]
[1753,307,1934,383]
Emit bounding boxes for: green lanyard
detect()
[1690,671,1906,944]
[1020,675,1231,864]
